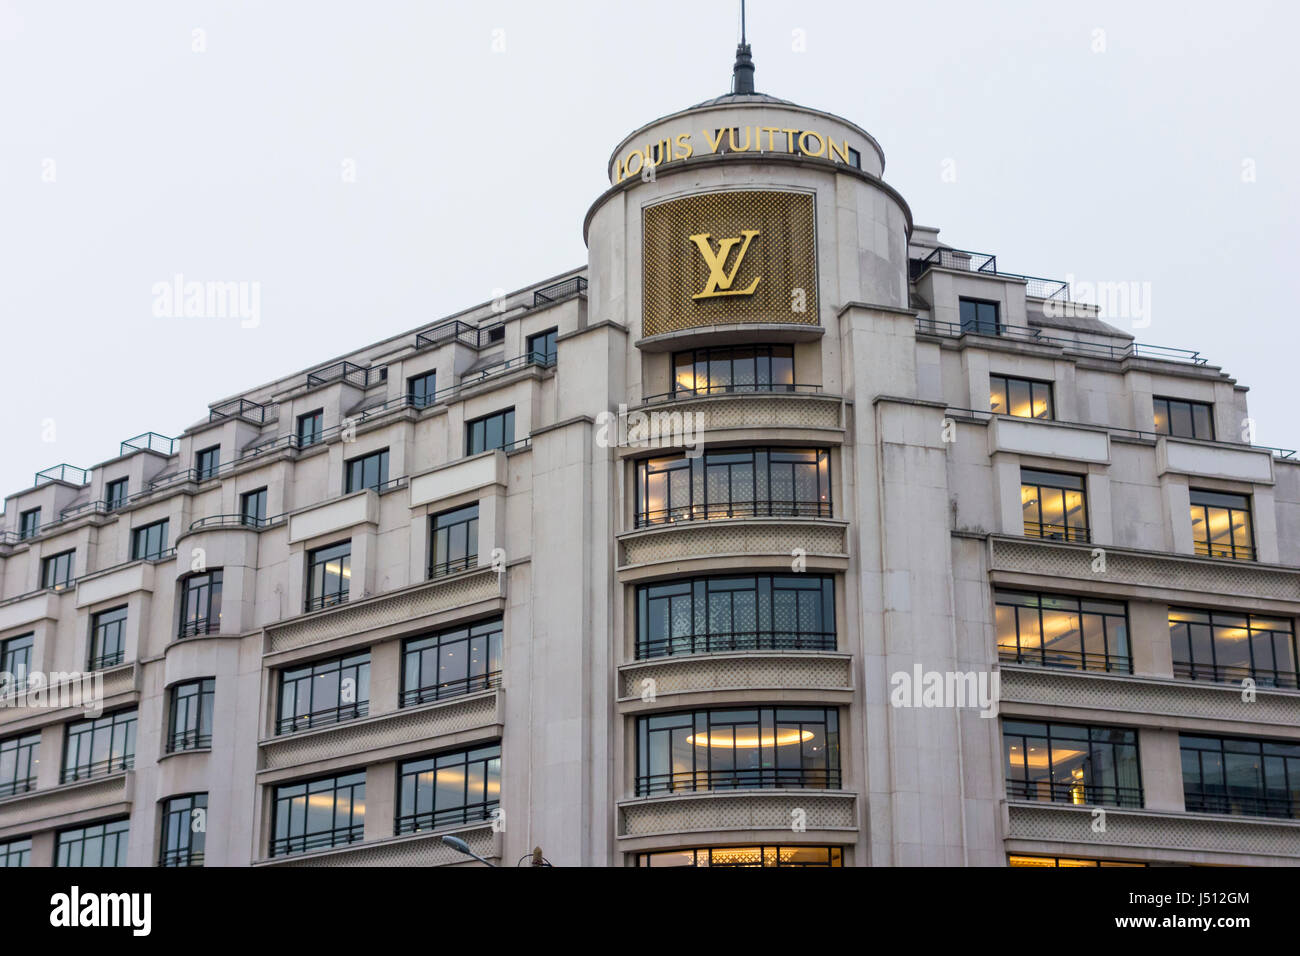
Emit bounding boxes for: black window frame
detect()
[1154,396,1215,440]
[407,369,438,409]
[465,408,515,456]
[1003,719,1143,808]
[401,617,503,706]
[1020,468,1089,543]
[1169,608,1297,689]
[959,297,1001,335]
[240,487,268,527]
[396,743,502,835]
[167,678,216,752]
[1180,734,1299,819]
[159,793,207,867]
[104,477,129,511]
[1190,489,1255,561]
[344,448,389,493]
[62,708,137,783]
[19,508,41,540]
[178,569,223,637]
[0,633,34,690]
[671,344,797,397]
[89,605,128,670]
[0,731,40,798]
[277,651,370,734]
[41,550,75,590]
[270,771,366,857]
[194,445,221,481]
[297,409,324,448]
[526,327,558,366]
[0,837,31,867]
[131,518,170,561]
[994,590,1131,674]
[636,574,836,659]
[306,540,351,612]
[428,504,478,578]
[989,374,1054,420]
[55,818,129,867]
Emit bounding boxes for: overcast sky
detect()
[1,0,1296,502]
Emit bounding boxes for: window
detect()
[671,345,795,397]
[485,324,505,344]
[637,574,835,658]
[0,633,33,689]
[429,504,478,577]
[195,445,220,481]
[89,606,128,669]
[1021,469,1089,542]
[178,570,222,637]
[159,794,207,867]
[465,408,515,455]
[959,297,1000,335]
[1154,397,1214,440]
[1008,855,1145,868]
[56,819,129,867]
[306,541,351,611]
[637,707,840,795]
[526,327,558,365]
[408,370,437,408]
[278,652,370,733]
[167,678,215,752]
[1181,734,1300,819]
[1190,489,1254,560]
[19,508,41,540]
[0,838,31,867]
[638,846,843,867]
[995,591,1130,673]
[1003,720,1142,807]
[990,374,1053,420]
[396,744,502,834]
[297,409,324,448]
[41,550,75,590]
[345,448,389,493]
[105,478,129,511]
[0,732,39,798]
[271,771,366,856]
[402,617,502,706]
[131,519,170,560]
[847,147,862,169]
[241,487,267,527]
[62,709,136,782]
[635,448,832,526]
[1169,609,1297,688]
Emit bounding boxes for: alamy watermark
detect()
[890,664,1000,718]
[595,404,705,456]
[1,671,105,717]
[152,273,261,328]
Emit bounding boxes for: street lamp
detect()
[441,834,497,867]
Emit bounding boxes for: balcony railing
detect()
[635,499,833,528]
[188,512,288,532]
[917,317,1207,366]
[999,647,1133,675]
[911,247,1070,300]
[1024,522,1091,544]
[401,672,501,708]
[0,776,36,799]
[34,464,89,487]
[532,274,587,307]
[158,849,204,868]
[639,630,837,659]
[637,767,842,796]
[178,617,219,638]
[395,803,499,836]
[1005,779,1143,808]
[1184,790,1299,820]
[1173,661,1298,690]
[276,701,370,735]
[165,729,213,753]
[641,382,823,405]
[88,650,125,671]
[61,754,134,784]
[120,432,177,456]
[428,555,479,580]
[1193,540,1256,562]
[208,397,270,424]
[305,592,350,613]
[305,361,385,389]
[270,824,364,857]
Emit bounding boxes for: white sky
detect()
[1,0,1297,500]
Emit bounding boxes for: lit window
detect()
[1008,855,1145,867]
[671,345,795,397]
[995,591,1130,673]
[402,617,502,706]
[635,447,831,526]
[1189,489,1254,560]
[1021,469,1089,542]
[306,541,351,611]
[1181,734,1300,819]
[1154,397,1214,440]
[1169,609,1296,688]
[638,845,843,867]
[990,374,1053,419]
[278,652,369,733]
[1003,719,1142,807]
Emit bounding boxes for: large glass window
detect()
[465,408,515,455]
[89,606,127,669]
[0,838,31,867]
[306,541,351,611]
[1170,609,1297,688]
[56,819,129,867]
[1003,720,1142,808]
[959,297,1000,335]
[637,845,843,867]
[18,508,40,540]
[1021,469,1088,542]
[278,652,370,733]
[429,504,478,577]
[167,678,215,752]
[241,487,267,527]
[1154,397,1214,440]
[1,633,34,689]
[297,409,324,448]
[990,374,1053,420]
[637,707,840,795]
[635,447,832,526]
[0,732,40,798]
[408,370,437,408]
[195,445,221,481]
[62,709,137,782]
[104,478,129,511]
[526,328,558,365]
[1008,855,1145,868]
[402,618,502,706]
[159,793,207,867]
[637,574,835,658]
[995,591,1130,673]
[131,519,169,560]
[1181,734,1300,819]
[1190,489,1254,561]
[271,771,366,856]
[178,570,222,637]
[41,550,75,590]
[345,448,389,493]
[671,345,795,397]
[396,744,502,834]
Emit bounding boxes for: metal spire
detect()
[732,0,755,94]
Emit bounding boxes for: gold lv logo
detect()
[688,229,762,299]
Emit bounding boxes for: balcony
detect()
[910,247,1070,301]
[1005,778,1143,809]
[531,274,587,307]
[618,652,853,708]
[618,790,856,841]
[619,516,848,574]
[917,317,1207,365]
[257,822,500,868]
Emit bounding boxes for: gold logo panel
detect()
[642,190,818,337]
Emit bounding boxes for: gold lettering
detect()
[688,230,762,299]
[675,133,694,160]
[828,138,850,165]
[625,150,644,178]
[781,128,799,152]
[727,126,753,152]
[703,128,727,154]
[798,130,826,157]
[761,126,779,151]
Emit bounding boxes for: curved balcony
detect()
[619,652,853,714]
[618,516,848,578]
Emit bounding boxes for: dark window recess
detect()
[429,504,478,577]
[345,449,389,493]
[89,606,128,670]
[402,617,502,706]
[178,570,223,637]
[159,793,207,867]
[297,410,324,448]
[1181,734,1300,819]
[0,838,32,867]
[408,370,437,408]
[1,634,34,688]
[306,541,351,611]
[526,328,558,364]
[990,374,1053,420]
[62,709,136,782]
[466,409,515,455]
[271,772,365,856]
[131,519,169,560]
[1154,397,1214,440]
[396,744,501,834]
[0,732,40,798]
[18,508,40,540]
[1021,469,1089,542]
[105,478,129,511]
[195,445,220,480]
[959,298,1000,335]
[278,652,370,734]
[671,345,795,396]
[167,678,215,752]
[56,819,129,867]
[635,447,832,526]
[41,550,75,590]
[1003,719,1143,808]
[241,488,268,527]
[1189,489,1254,561]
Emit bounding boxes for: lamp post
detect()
[440,834,496,867]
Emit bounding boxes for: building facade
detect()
[1,53,1297,868]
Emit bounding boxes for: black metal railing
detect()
[305,360,382,389]
[637,767,842,796]
[165,730,212,753]
[998,646,1132,674]
[270,824,364,857]
[276,702,370,735]
[911,247,1070,300]
[158,849,204,868]
[639,631,837,659]
[305,593,349,613]
[188,512,287,532]
[178,617,219,638]
[916,317,1207,366]
[34,464,89,487]
[1173,661,1298,690]
[88,651,125,671]
[1024,522,1091,544]
[61,754,134,784]
[401,671,501,708]
[428,556,479,579]
[120,432,177,456]
[1193,541,1256,562]
[0,777,36,799]
[208,397,270,425]
[1184,790,1298,819]
[395,803,498,836]
[635,499,833,528]
[1005,779,1143,808]
[532,275,587,307]
[640,382,823,405]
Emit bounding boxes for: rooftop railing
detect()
[911,247,1070,300]
[640,382,823,405]
[916,317,1207,365]
[34,464,89,487]
[209,397,270,424]
[120,432,177,456]
[306,360,385,389]
[532,275,587,307]
[413,318,508,352]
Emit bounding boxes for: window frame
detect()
[0,731,40,798]
[55,818,129,867]
[1153,396,1215,440]
[89,605,128,670]
[167,678,216,752]
[270,771,366,857]
[0,837,31,867]
[1180,733,1300,819]
[131,518,170,561]
[989,373,1054,420]
[670,344,797,397]
[395,743,502,835]
[401,617,503,706]
[344,448,389,493]
[1002,719,1143,808]
[959,297,1001,335]
[465,408,516,456]
[637,845,844,867]
[194,445,221,481]
[306,540,351,611]
[240,487,268,527]
[428,504,478,578]
[526,327,558,365]
[1020,468,1090,543]
[277,651,370,734]
[41,550,75,590]
[19,508,41,540]
[994,590,1131,674]
[297,409,324,448]
[104,477,129,511]
[62,708,137,783]
[407,370,437,409]
[159,793,207,867]
[1189,489,1255,561]
[0,633,34,689]
[178,569,223,637]
[1169,608,1297,688]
